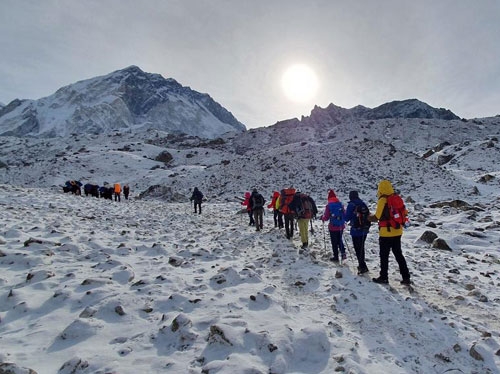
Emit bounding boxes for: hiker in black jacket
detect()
[190,187,204,214]
[249,188,266,231]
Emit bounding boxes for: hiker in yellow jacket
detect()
[369,180,411,285]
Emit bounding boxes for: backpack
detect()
[352,202,371,230]
[381,194,406,229]
[280,188,296,214]
[252,193,265,209]
[328,202,345,227]
[294,193,315,219]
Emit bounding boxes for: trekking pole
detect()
[343,232,355,263]
[322,221,326,253]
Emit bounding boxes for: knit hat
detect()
[349,190,359,201]
[328,189,337,201]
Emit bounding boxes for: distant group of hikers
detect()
[62,180,130,201]
[237,180,411,285]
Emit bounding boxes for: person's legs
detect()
[253,210,260,231]
[378,237,391,280]
[391,236,410,280]
[284,214,293,238]
[352,235,367,271]
[277,212,284,229]
[257,209,263,229]
[248,211,254,225]
[273,209,279,227]
[298,219,309,247]
[329,231,341,259]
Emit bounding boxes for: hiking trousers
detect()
[253,208,264,230]
[378,236,410,280]
[277,211,284,229]
[284,214,294,238]
[329,230,345,258]
[352,234,368,270]
[297,218,309,245]
[273,209,280,227]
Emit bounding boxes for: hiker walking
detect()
[190,187,204,214]
[321,189,346,262]
[241,192,255,226]
[249,188,265,231]
[279,187,296,239]
[345,190,371,274]
[289,191,318,249]
[123,184,130,200]
[268,191,281,228]
[114,183,121,202]
[369,180,411,285]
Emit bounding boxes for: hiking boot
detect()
[330,256,339,262]
[400,278,411,285]
[341,253,347,260]
[301,242,308,249]
[357,267,369,275]
[372,277,389,284]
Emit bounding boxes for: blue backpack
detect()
[328,202,345,227]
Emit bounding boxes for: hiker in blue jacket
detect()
[345,190,371,274]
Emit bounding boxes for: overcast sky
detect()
[1,0,499,129]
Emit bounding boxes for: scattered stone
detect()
[419,230,438,244]
[335,271,343,279]
[469,343,484,361]
[171,313,192,333]
[207,325,232,345]
[115,305,125,316]
[0,362,38,374]
[58,357,89,374]
[432,238,452,251]
[453,343,462,352]
[168,257,183,267]
[268,343,278,352]
[426,222,437,228]
[79,307,97,318]
[23,238,43,247]
[155,150,173,164]
[437,154,454,166]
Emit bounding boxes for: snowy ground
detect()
[1,184,499,373]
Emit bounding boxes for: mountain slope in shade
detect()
[0,66,246,139]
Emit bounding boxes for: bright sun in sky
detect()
[281,64,319,103]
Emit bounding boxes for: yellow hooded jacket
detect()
[374,180,404,237]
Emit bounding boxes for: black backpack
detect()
[352,202,371,230]
[252,194,265,209]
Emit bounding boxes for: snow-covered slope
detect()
[0,66,246,139]
[0,184,499,373]
[1,112,499,204]
[1,93,500,373]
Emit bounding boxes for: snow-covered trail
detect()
[0,185,498,373]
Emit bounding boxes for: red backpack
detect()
[380,194,407,229]
[279,188,296,214]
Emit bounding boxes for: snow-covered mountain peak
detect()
[0,66,246,139]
